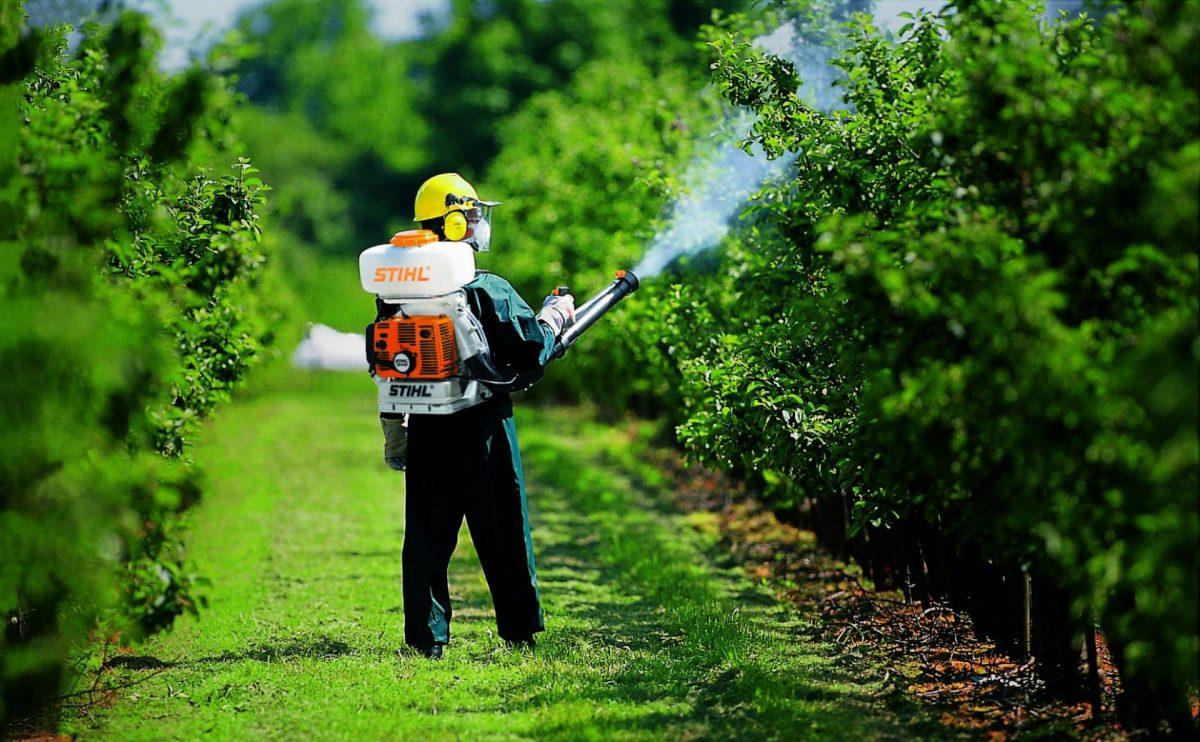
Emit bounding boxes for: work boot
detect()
[419,644,444,660]
[505,636,536,651]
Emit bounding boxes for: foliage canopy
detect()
[1,5,274,722]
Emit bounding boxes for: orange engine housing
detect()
[371,315,459,379]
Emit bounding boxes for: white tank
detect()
[359,238,476,298]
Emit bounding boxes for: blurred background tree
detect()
[1,2,274,723]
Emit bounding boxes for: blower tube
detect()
[550,270,640,360]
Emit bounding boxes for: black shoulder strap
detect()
[374,296,399,321]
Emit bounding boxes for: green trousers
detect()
[402,397,543,648]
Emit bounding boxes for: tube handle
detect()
[551,269,639,360]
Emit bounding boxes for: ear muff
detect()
[443,210,468,241]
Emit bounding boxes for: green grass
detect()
[70,368,939,739]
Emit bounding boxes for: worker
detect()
[377,173,574,660]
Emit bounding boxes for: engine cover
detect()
[370,315,458,379]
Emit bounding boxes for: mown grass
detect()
[70,368,940,739]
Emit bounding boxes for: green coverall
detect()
[394,272,554,650]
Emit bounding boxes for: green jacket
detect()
[463,272,555,383]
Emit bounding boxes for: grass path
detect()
[74,369,938,739]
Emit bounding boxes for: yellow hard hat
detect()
[413,173,497,222]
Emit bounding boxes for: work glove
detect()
[381,415,408,471]
[538,294,575,339]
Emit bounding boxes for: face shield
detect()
[463,200,498,252]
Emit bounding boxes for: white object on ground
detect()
[292,323,365,371]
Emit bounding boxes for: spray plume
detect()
[633,114,797,278]
[632,9,884,279]
[632,24,847,278]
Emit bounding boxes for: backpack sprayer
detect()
[360,229,639,415]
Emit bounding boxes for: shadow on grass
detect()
[105,656,170,671]
[113,636,370,672]
[196,636,358,664]
[327,548,402,559]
